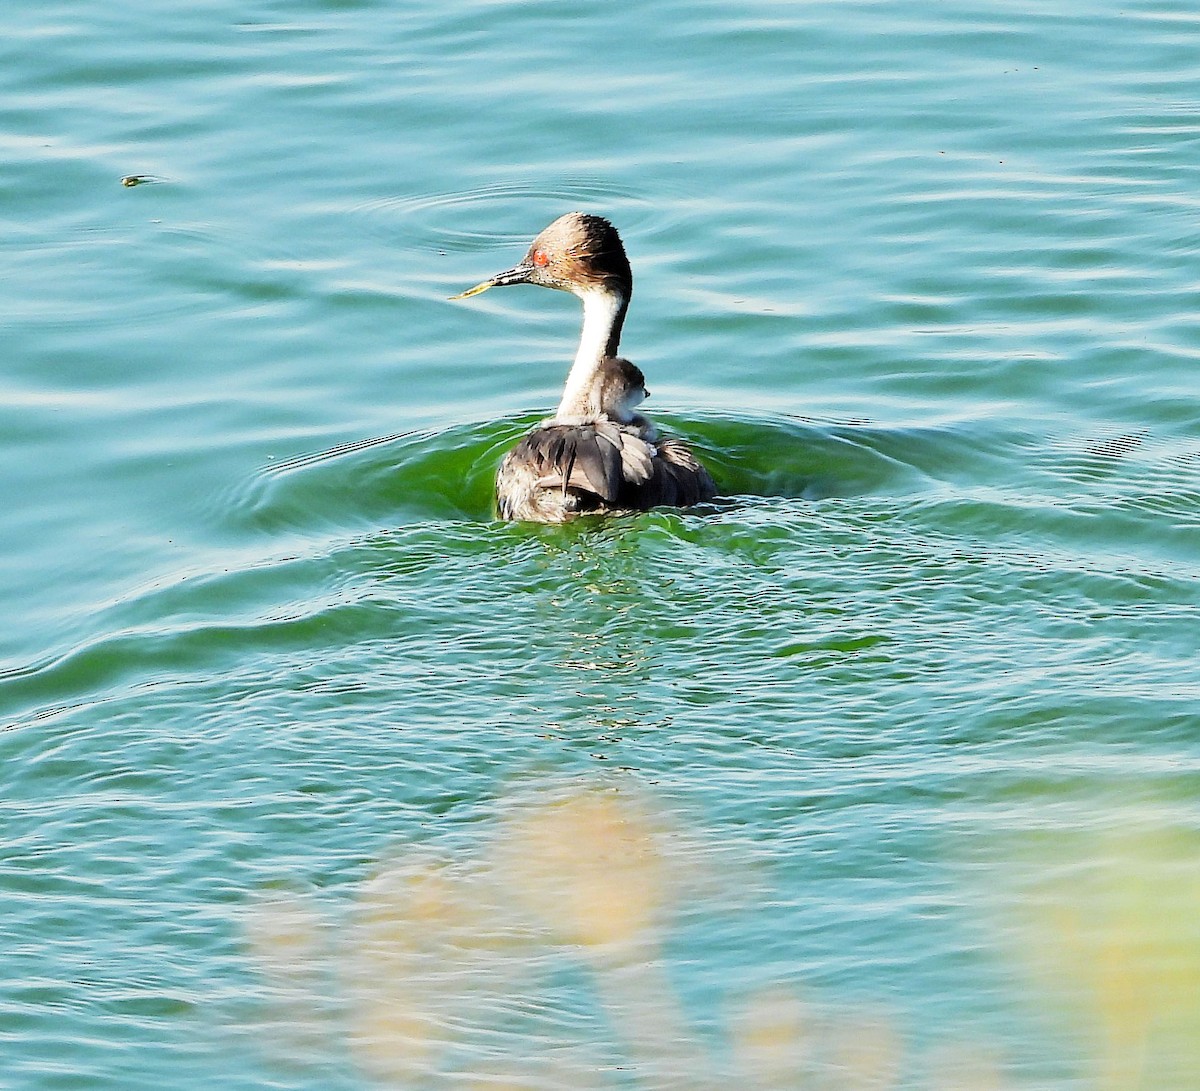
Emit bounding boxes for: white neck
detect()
[555,288,627,421]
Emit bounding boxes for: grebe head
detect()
[452,212,632,302]
[594,356,649,423]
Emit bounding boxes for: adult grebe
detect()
[452,212,716,523]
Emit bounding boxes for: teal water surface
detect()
[3,1,1199,1088]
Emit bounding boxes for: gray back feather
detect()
[518,421,656,503]
[497,422,716,519]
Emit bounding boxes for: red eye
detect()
[532,249,549,267]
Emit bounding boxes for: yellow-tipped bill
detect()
[450,260,535,301]
[448,280,495,301]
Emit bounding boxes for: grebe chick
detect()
[592,355,655,435]
[567,354,653,432]
[453,212,716,522]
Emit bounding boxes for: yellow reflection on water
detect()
[1011,822,1200,1091]
[493,786,668,950]
[243,782,1200,1089]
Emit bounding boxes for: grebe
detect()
[452,212,716,523]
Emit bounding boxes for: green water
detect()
[3,1,1199,1088]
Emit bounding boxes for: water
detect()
[3,1,1199,1087]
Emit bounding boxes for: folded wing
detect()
[496,422,715,521]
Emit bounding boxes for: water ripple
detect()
[349,178,659,254]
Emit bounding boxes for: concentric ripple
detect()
[350,179,664,253]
